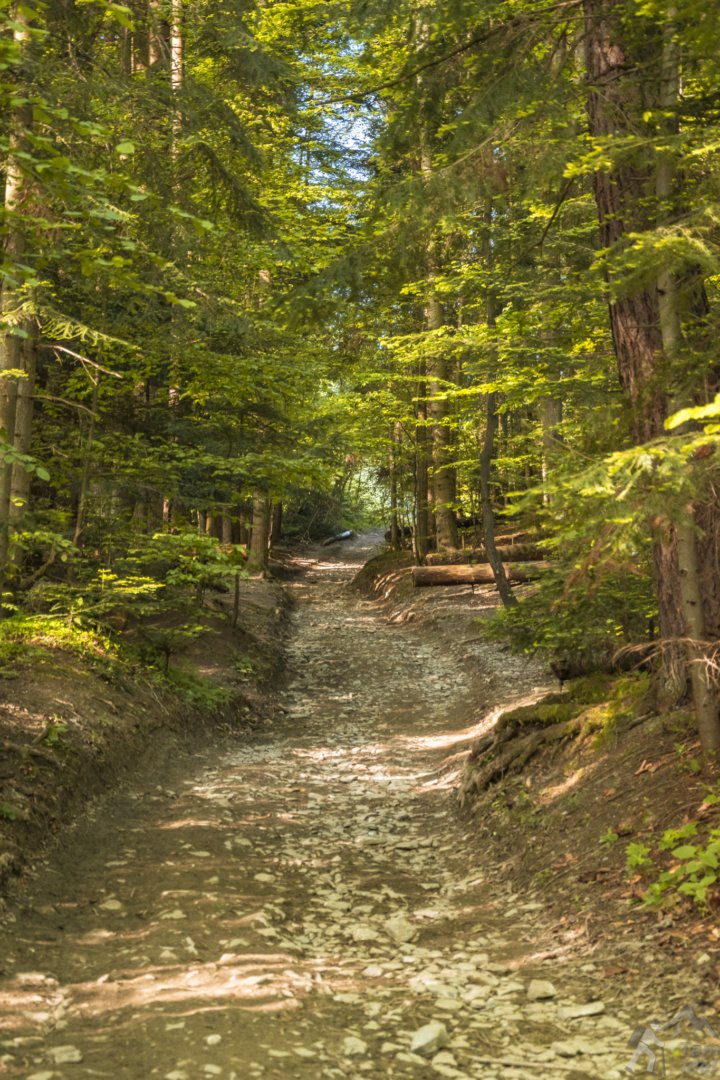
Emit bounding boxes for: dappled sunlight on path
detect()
[0,535,640,1078]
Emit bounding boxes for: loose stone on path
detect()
[0,537,651,1078]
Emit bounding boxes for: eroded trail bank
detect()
[0,539,686,1078]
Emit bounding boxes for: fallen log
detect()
[412,562,548,587]
[322,530,355,546]
[425,543,545,566]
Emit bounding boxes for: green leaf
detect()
[671,844,698,860]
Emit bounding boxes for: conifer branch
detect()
[319,0,583,105]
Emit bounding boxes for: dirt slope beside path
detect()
[0,535,704,1079]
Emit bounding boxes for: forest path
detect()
[1,537,635,1079]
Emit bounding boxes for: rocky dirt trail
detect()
[0,536,677,1079]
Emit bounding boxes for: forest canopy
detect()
[3,0,720,752]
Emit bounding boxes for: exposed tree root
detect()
[460,715,585,804]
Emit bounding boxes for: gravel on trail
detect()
[0,535,695,1078]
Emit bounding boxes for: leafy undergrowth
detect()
[0,577,291,897]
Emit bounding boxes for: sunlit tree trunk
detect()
[653,6,720,753]
[584,0,720,751]
[584,0,683,683]
[148,0,169,66]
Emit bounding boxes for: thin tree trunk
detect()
[425,290,459,550]
[417,58,458,552]
[414,367,430,562]
[480,391,516,608]
[222,513,233,545]
[389,423,400,549]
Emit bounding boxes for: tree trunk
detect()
[148,0,169,66]
[425,291,459,550]
[389,423,400,549]
[418,84,458,552]
[222,513,233,545]
[480,392,517,608]
[652,5,720,753]
[583,0,668,444]
[414,367,430,562]
[249,491,271,572]
[582,0,703,707]
[0,10,36,598]
[271,502,283,545]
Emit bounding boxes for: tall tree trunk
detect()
[418,75,458,552]
[480,282,516,609]
[480,394,515,607]
[653,6,720,753]
[389,423,400,549]
[583,0,692,705]
[424,289,459,550]
[0,10,36,598]
[414,367,430,562]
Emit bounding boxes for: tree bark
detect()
[652,5,720,753]
[425,290,459,550]
[417,62,458,552]
[582,0,707,709]
[0,9,37,597]
[414,366,430,562]
[389,422,401,549]
[148,0,169,66]
[413,563,546,587]
[271,502,283,545]
[249,491,271,572]
[480,393,517,608]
